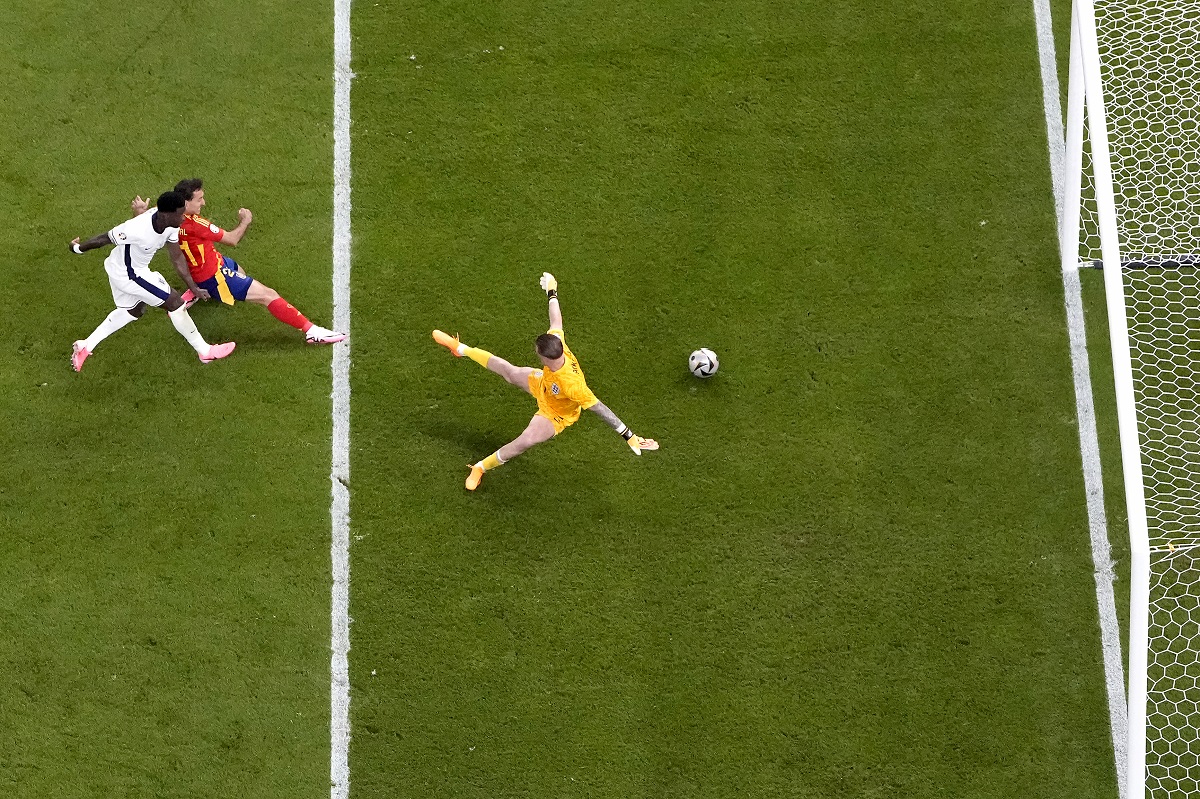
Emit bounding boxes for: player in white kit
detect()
[68,190,235,371]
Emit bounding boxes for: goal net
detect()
[1065,1,1200,797]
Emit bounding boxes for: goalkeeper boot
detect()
[465,463,485,491]
[433,330,464,357]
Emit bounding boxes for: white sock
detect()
[167,306,210,354]
[456,343,468,356]
[83,308,139,351]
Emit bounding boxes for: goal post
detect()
[1063,2,1200,797]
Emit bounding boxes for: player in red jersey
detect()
[132,178,346,345]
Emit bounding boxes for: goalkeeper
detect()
[433,272,659,491]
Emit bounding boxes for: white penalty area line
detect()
[1031,1,1128,795]
[331,0,354,797]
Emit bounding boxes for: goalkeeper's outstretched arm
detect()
[588,400,659,455]
[541,271,562,330]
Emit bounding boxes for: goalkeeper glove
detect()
[619,426,659,455]
[540,271,558,300]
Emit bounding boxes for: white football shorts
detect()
[108,267,172,309]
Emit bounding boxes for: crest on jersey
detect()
[551,384,560,395]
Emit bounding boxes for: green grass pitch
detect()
[1,0,1125,797]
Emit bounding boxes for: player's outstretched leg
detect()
[466,414,556,491]
[71,307,142,372]
[246,280,346,345]
[432,330,534,389]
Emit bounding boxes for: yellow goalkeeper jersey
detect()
[529,329,598,432]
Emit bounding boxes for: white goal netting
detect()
[1147,549,1200,795]
[1078,2,1200,795]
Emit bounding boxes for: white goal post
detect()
[1062,2,1200,798]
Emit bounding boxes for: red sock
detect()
[268,298,311,332]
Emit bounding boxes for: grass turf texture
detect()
[0,0,1128,797]
[350,0,1118,797]
[0,2,334,796]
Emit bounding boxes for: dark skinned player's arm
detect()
[165,241,207,298]
[68,232,112,253]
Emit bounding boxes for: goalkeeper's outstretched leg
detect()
[433,330,535,392]
[465,414,556,490]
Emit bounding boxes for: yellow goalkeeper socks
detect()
[465,346,493,368]
[480,450,506,471]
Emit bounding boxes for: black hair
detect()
[174,178,203,201]
[535,333,564,360]
[156,191,186,214]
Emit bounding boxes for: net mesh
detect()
[1083,2,1200,266]
[1148,547,1200,796]
[1081,2,1200,795]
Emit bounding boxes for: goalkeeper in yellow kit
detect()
[433,272,659,490]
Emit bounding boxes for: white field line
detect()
[1032,0,1128,794]
[331,0,354,797]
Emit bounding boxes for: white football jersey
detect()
[103,209,180,276]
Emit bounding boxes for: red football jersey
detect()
[178,214,226,282]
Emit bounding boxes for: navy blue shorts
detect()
[198,256,254,304]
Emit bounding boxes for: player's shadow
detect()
[422,414,618,514]
[424,418,497,458]
[420,384,527,456]
[182,306,313,352]
[224,329,311,351]
[187,321,307,352]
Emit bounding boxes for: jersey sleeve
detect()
[567,379,598,410]
[167,226,180,244]
[547,327,564,341]
[107,219,131,245]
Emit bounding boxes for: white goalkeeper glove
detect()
[540,272,558,298]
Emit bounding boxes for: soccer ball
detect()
[689,348,719,378]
